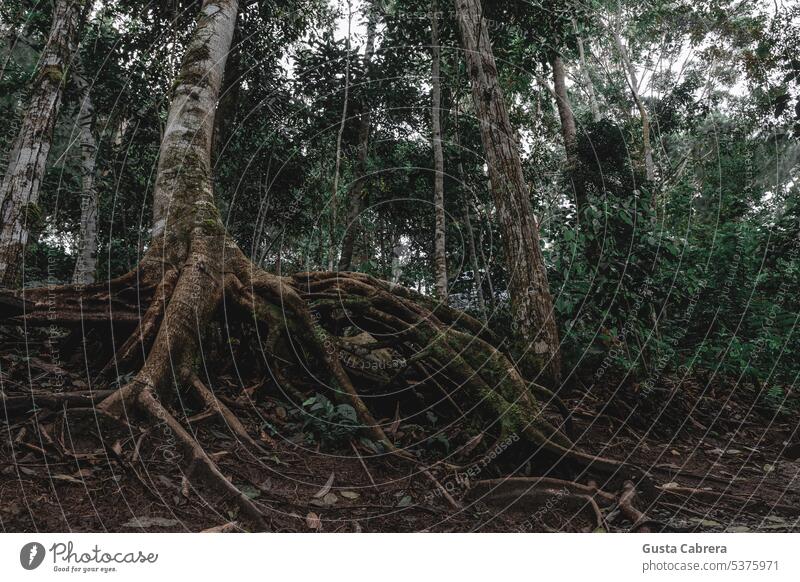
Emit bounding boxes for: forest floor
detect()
[1,322,799,533]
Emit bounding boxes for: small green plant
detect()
[301,393,361,447]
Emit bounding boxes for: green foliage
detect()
[301,393,361,446]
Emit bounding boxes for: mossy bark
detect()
[0,0,84,287]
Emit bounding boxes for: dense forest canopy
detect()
[0,0,798,532]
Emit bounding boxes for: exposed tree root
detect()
[467,477,654,531]
[2,248,644,529]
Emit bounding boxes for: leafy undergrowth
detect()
[1,324,798,533]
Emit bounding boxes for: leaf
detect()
[123,516,180,528]
[397,495,413,508]
[461,433,484,456]
[240,484,261,500]
[661,482,680,489]
[53,474,81,484]
[310,492,339,508]
[313,472,335,498]
[305,512,321,531]
[340,491,360,500]
[389,403,401,436]
[201,521,239,533]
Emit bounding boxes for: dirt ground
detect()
[2,324,798,533]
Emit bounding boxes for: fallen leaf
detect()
[340,491,360,500]
[389,403,401,436]
[52,474,81,484]
[201,521,239,533]
[462,433,484,456]
[306,512,321,530]
[313,472,335,498]
[240,484,261,500]
[123,516,180,528]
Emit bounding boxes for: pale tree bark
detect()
[72,67,99,285]
[151,1,238,239]
[0,0,84,287]
[462,199,487,319]
[550,53,586,217]
[574,20,601,123]
[390,231,405,286]
[454,0,561,385]
[338,1,378,271]
[454,94,486,318]
[430,0,447,301]
[328,0,352,270]
[612,29,655,182]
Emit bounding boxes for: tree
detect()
[454,0,561,385]
[430,0,447,300]
[71,63,99,285]
[7,0,617,529]
[0,0,85,287]
[338,1,378,271]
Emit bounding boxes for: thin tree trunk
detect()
[0,0,83,287]
[550,53,587,218]
[391,230,404,286]
[338,2,378,271]
[328,0,352,270]
[453,91,486,318]
[431,0,447,301]
[463,199,486,319]
[454,0,561,385]
[71,67,99,285]
[612,29,654,183]
[574,21,601,123]
[212,17,240,164]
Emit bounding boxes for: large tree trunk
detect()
[454,0,561,386]
[430,0,447,301]
[338,2,378,272]
[72,67,99,285]
[0,0,84,287]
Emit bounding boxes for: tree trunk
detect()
[72,67,99,285]
[454,0,561,386]
[550,53,586,216]
[463,199,487,319]
[0,0,83,287]
[612,29,654,183]
[431,0,447,301]
[574,22,601,123]
[390,228,405,286]
[338,2,378,272]
[328,0,353,270]
[212,17,240,164]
